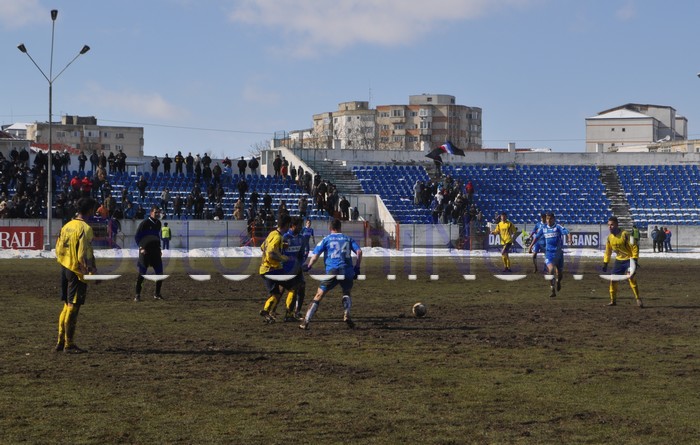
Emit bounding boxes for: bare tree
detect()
[248,139,270,157]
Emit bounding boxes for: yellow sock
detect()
[609,282,618,303]
[64,305,80,347]
[57,304,69,345]
[264,295,277,313]
[629,277,640,300]
[505,257,511,269]
[285,291,296,313]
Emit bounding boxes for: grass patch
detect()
[1,256,699,444]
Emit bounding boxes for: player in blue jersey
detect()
[528,212,572,298]
[528,213,547,273]
[299,219,363,330]
[280,216,308,321]
[300,219,315,255]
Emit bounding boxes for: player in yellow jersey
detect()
[54,197,98,353]
[602,216,643,308]
[491,212,516,272]
[258,214,302,322]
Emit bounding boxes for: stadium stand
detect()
[54,170,318,221]
[617,165,700,225]
[8,154,700,228]
[353,164,612,225]
[353,165,431,223]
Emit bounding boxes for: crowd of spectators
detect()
[0,148,48,219]
[413,175,486,234]
[1,148,361,232]
[5,148,420,234]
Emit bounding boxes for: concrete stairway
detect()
[305,159,365,195]
[598,165,635,229]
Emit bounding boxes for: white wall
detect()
[0,219,696,250]
[283,146,700,168]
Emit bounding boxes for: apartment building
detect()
[25,115,144,157]
[290,94,482,151]
[376,94,482,151]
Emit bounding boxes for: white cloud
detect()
[229,0,536,56]
[0,0,45,29]
[616,0,636,21]
[84,83,189,121]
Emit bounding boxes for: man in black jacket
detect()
[248,156,259,175]
[150,156,160,176]
[134,205,164,301]
[273,155,282,177]
[237,177,248,202]
[162,154,172,174]
[237,156,247,177]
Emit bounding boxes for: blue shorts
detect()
[319,268,354,294]
[612,259,631,275]
[544,251,564,270]
[532,242,545,254]
[320,277,353,294]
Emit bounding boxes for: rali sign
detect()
[0,227,43,250]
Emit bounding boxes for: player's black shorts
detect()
[62,267,87,306]
[260,270,303,296]
[138,252,163,275]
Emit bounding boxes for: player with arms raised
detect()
[300,219,362,330]
[603,216,643,308]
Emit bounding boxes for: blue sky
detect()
[3,0,700,159]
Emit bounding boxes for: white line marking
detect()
[265,274,298,281]
[189,274,211,281]
[141,275,169,281]
[222,274,251,281]
[309,274,337,281]
[494,274,528,281]
[599,274,631,282]
[84,274,121,280]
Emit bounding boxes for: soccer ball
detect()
[412,302,427,318]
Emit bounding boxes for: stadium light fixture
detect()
[17,9,90,250]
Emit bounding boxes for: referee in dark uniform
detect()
[134,205,164,301]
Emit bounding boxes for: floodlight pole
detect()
[18,9,90,250]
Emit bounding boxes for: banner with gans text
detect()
[0,227,43,250]
[568,232,600,248]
